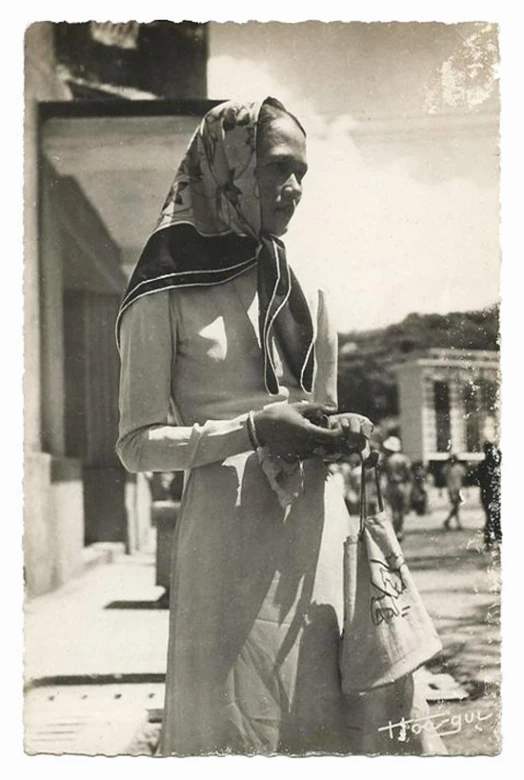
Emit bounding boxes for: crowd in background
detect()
[329,435,502,551]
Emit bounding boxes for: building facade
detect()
[396,349,500,466]
[24,22,209,596]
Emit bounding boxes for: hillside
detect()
[337,305,499,423]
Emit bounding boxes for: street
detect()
[399,487,501,755]
[24,486,500,756]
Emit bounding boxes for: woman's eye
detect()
[268,160,307,182]
[275,162,289,175]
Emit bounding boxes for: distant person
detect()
[442,455,467,530]
[411,460,429,516]
[147,470,185,503]
[382,436,413,540]
[474,442,502,549]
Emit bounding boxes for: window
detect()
[462,378,498,452]
[434,381,451,453]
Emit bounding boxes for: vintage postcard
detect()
[19,8,512,769]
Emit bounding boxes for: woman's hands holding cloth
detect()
[253,402,373,463]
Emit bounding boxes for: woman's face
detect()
[255,113,308,237]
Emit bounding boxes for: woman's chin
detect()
[261,210,295,238]
[261,226,288,239]
[269,220,291,238]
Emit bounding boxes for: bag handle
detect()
[359,450,384,537]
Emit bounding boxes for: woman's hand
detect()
[327,412,375,461]
[253,402,345,462]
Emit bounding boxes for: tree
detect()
[337,305,499,423]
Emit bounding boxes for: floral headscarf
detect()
[116,99,315,396]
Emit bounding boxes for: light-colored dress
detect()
[117,264,362,755]
[118,264,448,757]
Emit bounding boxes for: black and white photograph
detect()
[16,6,516,766]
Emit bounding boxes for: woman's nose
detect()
[282,174,302,200]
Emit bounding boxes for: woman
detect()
[411,461,428,516]
[474,442,502,549]
[381,436,413,541]
[443,454,467,531]
[116,98,433,756]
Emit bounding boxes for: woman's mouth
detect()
[276,203,296,221]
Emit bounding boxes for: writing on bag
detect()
[368,550,411,625]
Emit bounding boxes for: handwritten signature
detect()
[377,709,493,740]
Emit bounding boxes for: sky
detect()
[208,21,500,332]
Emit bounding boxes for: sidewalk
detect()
[23,488,501,756]
[24,546,169,684]
[24,536,170,755]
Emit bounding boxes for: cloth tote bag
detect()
[340,462,442,694]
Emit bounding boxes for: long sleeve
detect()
[116,291,252,473]
[313,287,338,408]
